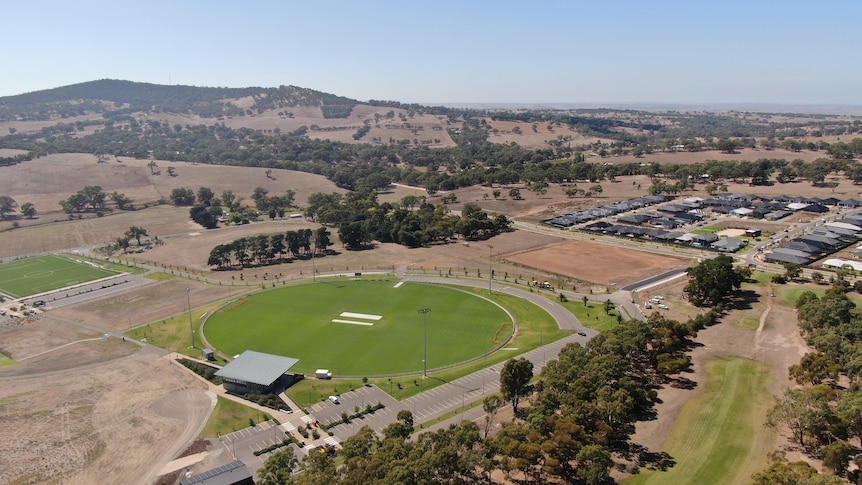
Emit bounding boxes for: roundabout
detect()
[203,279,515,376]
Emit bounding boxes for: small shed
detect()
[202,348,215,361]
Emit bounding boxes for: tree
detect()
[750,460,844,485]
[716,138,739,154]
[125,226,148,245]
[500,357,534,412]
[166,166,176,176]
[0,195,18,219]
[314,227,332,254]
[684,255,744,306]
[766,386,834,448]
[789,352,840,385]
[482,394,505,437]
[197,187,214,206]
[576,445,613,485]
[147,160,158,175]
[20,202,36,219]
[170,187,196,206]
[257,447,297,485]
[109,191,132,210]
[382,410,414,440]
[190,206,218,229]
[509,188,522,200]
[492,189,501,200]
[822,440,852,476]
[784,262,802,280]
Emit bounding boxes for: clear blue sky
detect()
[4,0,860,106]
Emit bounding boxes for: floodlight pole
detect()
[187,287,196,348]
[312,241,317,283]
[488,245,493,294]
[419,308,431,377]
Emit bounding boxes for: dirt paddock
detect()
[504,239,692,287]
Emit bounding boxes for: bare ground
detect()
[0,344,212,485]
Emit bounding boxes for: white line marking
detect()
[340,312,382,320]
[394,282,403,288]
[332,319,374,326]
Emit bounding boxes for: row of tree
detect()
[207,228,332,269]
[59,186,132,213]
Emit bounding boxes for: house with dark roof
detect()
[765,251,812,265]
[838,199,862,208]
[802,204,830,214]
[711,238,747,252]
[690,233,719,247]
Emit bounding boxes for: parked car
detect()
[328,395,340,405]
[644,302,652,309]
[658,304,669,310]
[577,331,587,337]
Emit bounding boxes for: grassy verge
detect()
[73,254,149,275]
[747,270,778,286]
[144,271,175,281]
[777,284,862,307]
[0,353,15,369]
[557,297,621,331]
[125,300,229,360]
[198,396,274,438]
[736,317,760,330]
[624,356,774,485]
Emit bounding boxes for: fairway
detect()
[204,280,513,376]
[0,255,119,298]
[625,356,774,485]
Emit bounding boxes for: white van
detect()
[328,395,340,405]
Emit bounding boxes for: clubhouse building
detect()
[214,350,299,394]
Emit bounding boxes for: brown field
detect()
[0,153,346,233]
[503,239,691,287]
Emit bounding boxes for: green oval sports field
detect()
[203,280,513,376]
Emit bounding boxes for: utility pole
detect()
[419,308,431,377]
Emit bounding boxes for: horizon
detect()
[4,1,861,106]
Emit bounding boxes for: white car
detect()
[328,395,340,405]
[658,304,669,310]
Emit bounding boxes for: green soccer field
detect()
[0,255,119,298]
[203,280,514,376]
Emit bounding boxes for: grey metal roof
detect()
[215,350,299,386]
[180,461,252,485]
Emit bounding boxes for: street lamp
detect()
[186,287,196,348]
[419,308,431,377]
[488,245,493,294]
